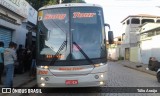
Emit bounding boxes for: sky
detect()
[85,0,160,37]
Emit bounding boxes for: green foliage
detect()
[71,0,85,3]
[43,0,57,6]
[26,0,58,10]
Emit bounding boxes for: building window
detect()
[142,19,154,24]
[127,20,130,25]
[156,20,160,23]
[156,30,160,35]
[147,31,154,37]
[131,18,140,24]
[141,31,155,39]
[118,38,121,41]
[122,33,125,41]
[141,33,148,39]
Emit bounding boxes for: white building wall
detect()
[141,23,160,33]
[122,25,130,44]
[130,24,140,44]
[0,0,37,47]
[130,47,139,62]
[140,40,152,64]
[120,46,125,60]
[140,35,160,64]
[151,35,160,62]
[12,25,28,46]
[0,9,27,46]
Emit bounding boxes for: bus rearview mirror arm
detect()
[104,23,110,31]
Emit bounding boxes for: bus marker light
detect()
[100,63,105,66]
[94,63,105,67]
[46,55,64,59]
[94,64,100,67]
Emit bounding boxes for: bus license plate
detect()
[65,80,78,85]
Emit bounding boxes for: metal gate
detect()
[0,27,12,48]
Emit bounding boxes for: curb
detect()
[123,64,156,76]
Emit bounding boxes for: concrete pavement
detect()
[0,71,36,96]
[117,60,157,76]
[0,71,35,88]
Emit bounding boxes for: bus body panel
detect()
[48,65,94,75]
[37,63,108,87]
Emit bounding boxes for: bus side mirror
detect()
[105,23,114,44]
[108,31,114,44]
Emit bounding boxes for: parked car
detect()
[148,57,160,83]
[157,69,160,83]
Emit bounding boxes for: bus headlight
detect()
[40,77,44,81]
[40,66,49,69]
[41,83,45,87]
[100,81,104,85]
[100,74,104,78]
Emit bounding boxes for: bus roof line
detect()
[39,3,102,11]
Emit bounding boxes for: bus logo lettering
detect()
[73,12,96,18]
[38,70,48,74]
[59,67,83,71]
[44,14,66,20]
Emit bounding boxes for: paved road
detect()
[107,61,160,87]
[20,61,160,96]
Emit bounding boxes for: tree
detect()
[71,0,85,3]
[26,0,85,10]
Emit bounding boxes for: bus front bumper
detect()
[37,72,107,87]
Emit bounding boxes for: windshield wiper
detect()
[49,41,67,66]
[73,42,93,64]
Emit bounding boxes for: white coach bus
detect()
[36,3,113,87]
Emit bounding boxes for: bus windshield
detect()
[37,7,106,64]
[71,7,105,60]
[38,8,69,58]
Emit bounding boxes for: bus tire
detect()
[157,72,160,83]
